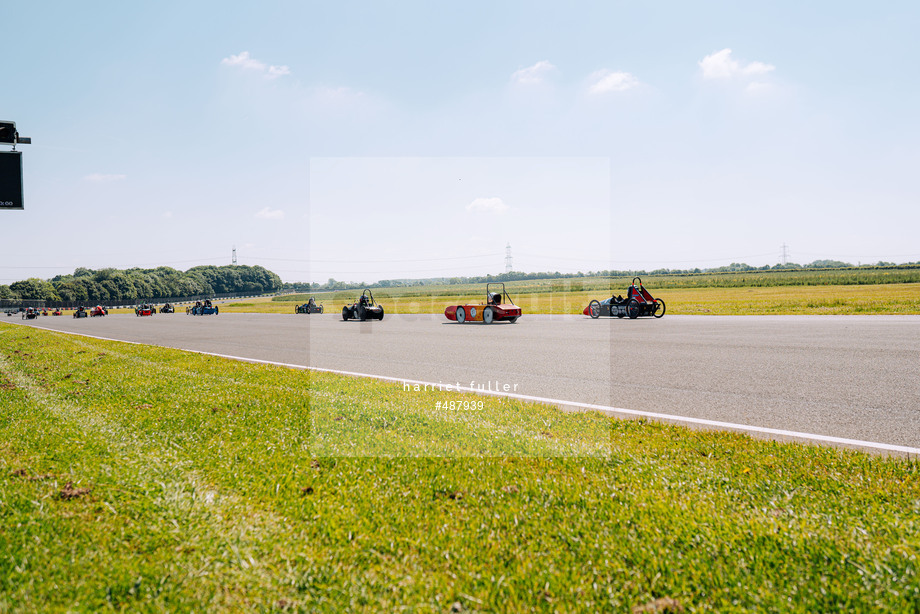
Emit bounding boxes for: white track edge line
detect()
[8,323,920,456]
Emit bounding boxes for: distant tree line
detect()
[278,260,920,293]
[0,265,282,303]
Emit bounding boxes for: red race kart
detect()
[445,283,521,324]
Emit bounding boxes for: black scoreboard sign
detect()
[0,151,24,210]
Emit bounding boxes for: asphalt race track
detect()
[9,312,920,452]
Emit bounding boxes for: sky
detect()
[2,1,919,284]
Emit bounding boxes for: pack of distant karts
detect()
[70,305,107,318]
[187,299,219,315]
[11,279,667,325]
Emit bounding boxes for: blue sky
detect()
[2,1,918,283]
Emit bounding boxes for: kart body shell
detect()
[445,283,521,324]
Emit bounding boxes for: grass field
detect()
[217,281,920,316]
[2,323,918,612]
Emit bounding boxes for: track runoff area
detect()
[10,312,920,457]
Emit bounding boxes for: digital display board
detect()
[0,151,24,209]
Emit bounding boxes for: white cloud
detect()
[221,51,291,79]
[587,69,640,94]
[699,48,738,79]
[466,197,508,214]
[511,60,556,85]
[267,65,291,79]
[222,51,265,71]
[84,173,126,183]
[162,211,173,219]
[699,48,775,79]
[742,61,776,76]
[255,206,285,220]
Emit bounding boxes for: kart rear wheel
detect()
[653,299,666,318]
[456,307,466,323]
[342,307,350,321]
[589,299,601,319]
[483,306,494,324]
[627,298,641,319]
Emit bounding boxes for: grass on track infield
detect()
[222,282,920,316]
[1,323,918,612]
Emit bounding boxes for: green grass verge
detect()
[1,323,918,612]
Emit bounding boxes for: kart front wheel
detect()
[483,307,494,324]
[507,316,518,323]
[456,307,466,323]
[377,307,384,321]
[589,299,601,319]
[342,307,350,321]
[318,305,324,314]
[627,298,641,319]
[653,299,666,318]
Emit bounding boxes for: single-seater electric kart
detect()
[52,308,62,316]
[584,277,665,320]
[296,298,324,314]
[445,283,522,324]
[73,306,88,318]
[160,303,174,313]
[135,304,154,317]
[22,307,39,320]
[91,305,108,317]
[188,299,219,315]
[342,289,384,321]
[41,308,49,316]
